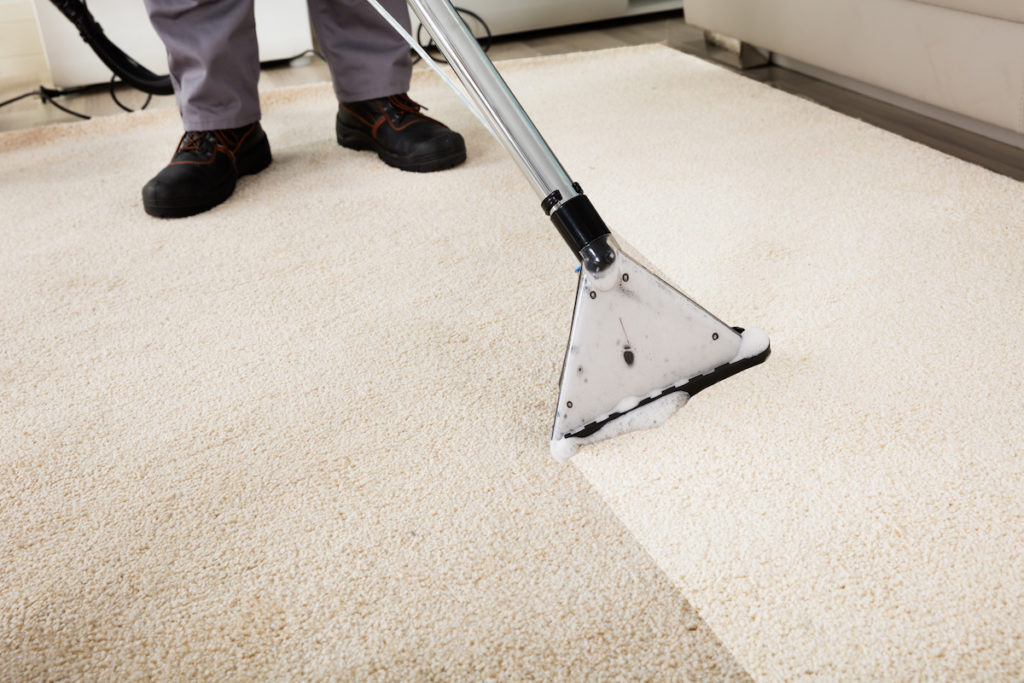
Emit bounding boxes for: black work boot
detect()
[142,122,272,218]
[336,94,466,173]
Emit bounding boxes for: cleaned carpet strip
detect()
[0,49,751,679]
[541,46,1021,680]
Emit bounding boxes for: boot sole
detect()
[143,135,272,218]
[337,126,466,173]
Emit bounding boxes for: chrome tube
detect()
[406,0,578,205]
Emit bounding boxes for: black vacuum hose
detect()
[48,0,174,96]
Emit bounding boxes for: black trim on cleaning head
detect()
[563,328,771,440]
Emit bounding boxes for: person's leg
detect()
[307,0,412,103]
[144,0,262,129]
[141,0,272,217]
[308,0,466,173]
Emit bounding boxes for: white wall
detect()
[0,0,48,95]
[33,0,313,89]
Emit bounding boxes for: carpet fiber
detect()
[0,46,752,680]
[2,44,1024,680]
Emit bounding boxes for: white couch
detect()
[684,0,1024,148]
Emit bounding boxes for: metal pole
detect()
[406,0,579,207]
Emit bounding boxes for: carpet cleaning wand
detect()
[387,0,771,460]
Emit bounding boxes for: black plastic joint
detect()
[541,190,562,215]
[541,183,585,216]
[549,194,610,256]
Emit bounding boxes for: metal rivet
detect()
[567,401,573,408]
[589,291,597,299]
[712,333,719,340]
[622,273,630,282]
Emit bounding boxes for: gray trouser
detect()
[145,0,413,130]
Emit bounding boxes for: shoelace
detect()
[387,94,423,115]
[176,129,238,160]
[212,129,242,149]
[379,95,441,127]
[177,130,214,154]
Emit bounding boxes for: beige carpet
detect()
[0,46,753,681]
[2,44,1023,680]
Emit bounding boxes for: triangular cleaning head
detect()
[550,249,769,461]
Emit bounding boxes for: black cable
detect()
[0,91,39,109]
[48,0,174,95]
[2,48,328,121]
[39,87,92,119]
[0,86,92,119]
[109,74,153,113]
[412,7,492,65]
